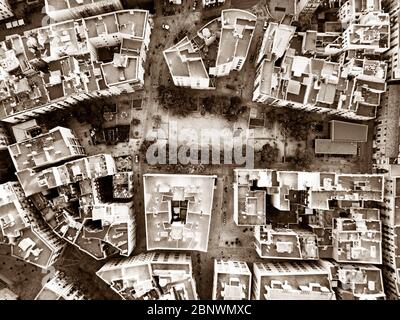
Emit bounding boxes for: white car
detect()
[162,24,170,31]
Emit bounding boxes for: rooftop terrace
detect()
[144,174,217,252]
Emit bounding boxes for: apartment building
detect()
[341,10,390,54]
[44,0,123,22]
[252,261,336,300]
[0,0,13,21]
[338,0,382,25]
[96,252,199,300]
[35,271,85,300]
[377,165,400,298]
[0,10,152,124]
[7,127,85,174]
[0,182,65,269]
[164,9,256,89]
[11,120,46,143]
[371,82,400,298]
[143,174,217,252]
[323,261,386,299]
[202,0,225,8]
[16,153,115,196]
[382,0,400,80]
[21,153,136,260]
[233,169,384,262]
[163,37,210,89]
[254,225,319,260]
[253,40,387,120]
[372,89,399,168]
[331,208,382,264]
[212,260,252,300]
[295,0,322,21]
[254,1,389,120]
[0,124,10,150]
[113,172,134,199]
[337,0,390,55]
[210,10,257,77]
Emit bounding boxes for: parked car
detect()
[162,23,170,31]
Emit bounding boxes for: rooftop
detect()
[96,252,198,300]
[0,10,151,123]
[254,261,335,300]
[216,9,257,66]
[233,169,384,261]
[213,260,252,300]
[8,126,85,172]
[315,139,358,155]
[0,182,64,269]
[332,208,382,264]
[163,37,209,82]
[328,262,385,299]
[255,226,319,260]
[253,21,388,119]
[330,120,368,142]
[163,9,256,88]
[144,174,217,252]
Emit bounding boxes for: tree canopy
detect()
[258,143,279,166]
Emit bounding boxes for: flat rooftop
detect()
[97,252,196,300]
[101,56,138,86]
[315,139,358,155]
[214,260,251,300]
[8,127,83,172]
[11,228,54,269]
[84,10,148,40]
[331,120,368,142]
[144,174,217,252]
[164,37,209,80]
[216,9,256,66]
[255,261,333,300]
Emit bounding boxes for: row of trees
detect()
[256,143,314,169]
[258,143,279,166]
[202,95,246,122]
[158,85,198,117]
[158,85,246,122]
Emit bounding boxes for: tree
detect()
[290,148,314,170]
[225,96,246,122]
[203,95,230,114]
[131,118,141,126]
[152,115,162,128]
[202,95,245,121]
[158,85,197,117]
[278,108,313,141]
[71,98,105,129]
[259,143,279,166]
[139,139,156,154]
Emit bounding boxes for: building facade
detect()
[44,0,123,22]
[0,0,13,21]
[35,271,86,300]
